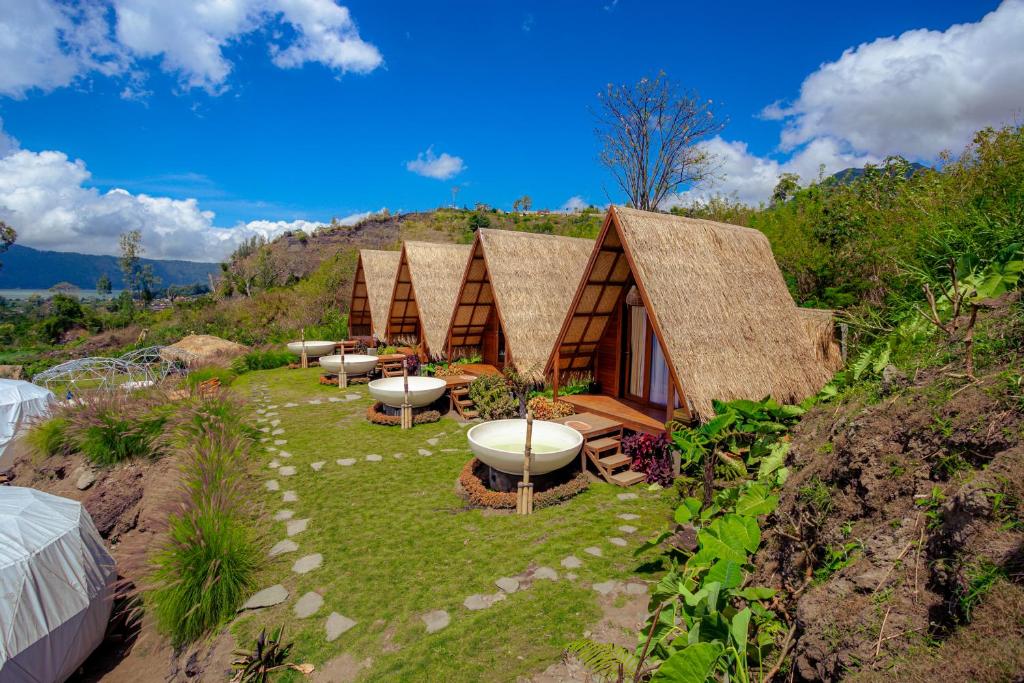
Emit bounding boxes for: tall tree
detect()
[96,273,112,295]
[119,230,143,299]
[594,72,724,210]
[0,220,16,271]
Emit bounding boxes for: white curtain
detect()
[649,337,670,406]
[628,306,646,397]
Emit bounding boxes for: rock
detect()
[561,555,583,569]
[463,593,506,610]
[617,493,638,501]
[533,566,559,581]
[337,458,356,466]
[325,613,357,641]
[366,454,383,462]
[286,518,308,536]
[592,580,620,596]
[328,396,342,403]
[618,525,638,534]
[881,364,909,395]
[268,460,280,469]
[608,537,628,547]
[270,419,281,427]
[75,469,97,490]
[269,540,298,557]
[271,428,285,435]
[278,450,292,458]
[267,405,279,410]
[421,610,450,634]
[566,572,578,581]
[259,427,270,433]
[284,402,298,408]
[292,553,323,574]
[282,490,298,502]
[293,591,324,618]
[624,582,648,595]
[274,439,287,446]
[240,584,288,610]
[278,466,296,476]
[584,546,603,557]
[427,438,439,446]
[273,509,294,521]
[419,449,432,457]
[265,480,280,491]
[345,393,361,401]
[495,577,520,593]
[311,461,325,471]
[393,453,403,459]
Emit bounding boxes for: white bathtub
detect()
[467,419,583,475]
[319,354,378,376]
[286,341,337,358]
[368,376,447,408]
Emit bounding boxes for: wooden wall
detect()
[595,302,621,396]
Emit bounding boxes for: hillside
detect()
[0,244,219,290]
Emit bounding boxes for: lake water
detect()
[0,289,122,300]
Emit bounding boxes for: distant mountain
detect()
[830,162,930,184]
[0,244,220,290]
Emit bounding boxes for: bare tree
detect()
[594,72,724,210]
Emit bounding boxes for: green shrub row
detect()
[231,349,297,373]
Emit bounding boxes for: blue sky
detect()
[0,0,1021,260]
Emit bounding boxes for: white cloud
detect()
[0,119,19,157]
[0,0,382,97]
[561,195,588,212]
[405,147,465,180]
[668,136,877,207]
[0,127,365,261]
[765,0,1024,159]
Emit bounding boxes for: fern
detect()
[565,639,640,682]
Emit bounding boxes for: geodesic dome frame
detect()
[32,357,154,397]
[121,345,197,381]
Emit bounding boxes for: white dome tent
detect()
[0,380,55,462]
[0,487,116,683]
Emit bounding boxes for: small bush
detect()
[25,416,71,460]
[231,349,296,373]
[186,366,236,390]
[65,391,169,466]
[468,375,517,420]
[526,396,574,420]
[622,432,675,486]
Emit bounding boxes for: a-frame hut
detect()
[348,249,401,340]
[385,241,472,358]
[546,206,837,431]
[445,229,594,377]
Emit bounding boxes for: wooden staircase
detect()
[379,355,406,378]
[450,386,479,419]
[583,434,646,487]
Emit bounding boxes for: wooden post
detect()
[552,348,560,401]
[400,360,412,429]
[516,411,535,515]
[300,328,308,369]
[338,342,348,389]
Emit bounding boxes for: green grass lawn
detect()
[231,367,672,682]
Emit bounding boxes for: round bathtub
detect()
[467,419,583,475]
[368,376,447,408]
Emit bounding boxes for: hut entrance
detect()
[623,286,673,410]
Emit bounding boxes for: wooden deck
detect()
[560,394,667,435]
[456,363,501,378]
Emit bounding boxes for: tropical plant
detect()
[468,374,517,420]
[230,627,313,682]
[621,433,675,486]
[526,395,574,421]
[231,349,297,373]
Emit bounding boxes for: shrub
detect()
[622,432,675,486]
[458,458,589,509]
[365,402,440,426]
[65,391,169,466]
[25,416,71,460]
[186,366,236,390]
[526,396,574,420]
[468,375,517,420]
[231,349,296,373]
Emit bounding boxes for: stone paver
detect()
[269,539,298,557]
[255,408,266,414]
[265,480,280,491]
[274,439,287,446]
[624,582,649,595]
[584,546,603,557]
[268,460,280,469]
[618,513,640,521]
[328,396,342,403]
[310,461,325,471]
[294,591,324,618]
[495,577,520,593]
[284,402,298,408]
[267,404,279,409]
[325,613,357,641]
[533,566,559,581]
[463,593,506,610]
[418,449,432,457]
[426,437,439,446]
[617,493,638,501]
[240,584,288,610]
[393,453,403,459]
[345,393,360,401]
[337,458,356,466]
[618,525,638,534]
[271,428,285,435]
[286,518,309,536]
[566,572,578,581]
[366,454,382,462]
[267,446,277,452]
[592,580,620,596]
[273,509,294,521]
[278,450,292,458]
[308,399,322,405]
[561,555,583,569]
[421,610,450,634]
[292,553,323,574]
[278,466,296,476]
[282,490,298,502]
[608,537,628,547]
[259,427,270,433]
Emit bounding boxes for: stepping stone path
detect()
[272,429,285,435]
[566,572,578,581]
[259,427,270,433]
[292,553,323,574]
[366,454,382,462]
[283,491,298,502]
[268,405,279,409]
[584,547,603,557]
[393,453,403,459]
[463,593,506,611]
[278,450,292,458]
[265,480,280,492]
[617,493,638,501]
[278,465,296,476]
[337,458,356,466]
[345,394,360,401]
[311,461,325,471]
[592,580,620,596]
[267,446,277,452]
[270,419,280,426]
[308,399,322,405]
[284,402,298,408]
[241,584,288,610]
[269,540,298,557]
[421,610,450,634]
[325,613,356,641]
[561,556,583,569]
[268,460,280,469]
[328,397,343,402]
[294,591,324,618]
[618,513,640,521]
[273,509,294,521]
[618,525,638,534]
[495,577,520,593]
[418,449,432,457]
[624,582,648,595]
[533,566,559,581]
[274,439,287,446]
[608,537,628,547]
[441,448,460,453]
[286,519,309,536]
[426,438,439,446]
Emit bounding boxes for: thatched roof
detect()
[349,250,401,338]
[168,335,249,365]
[548,206,837,421]
[386,241,472,357]
[795,307,844,373]
[447,229,593,378]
